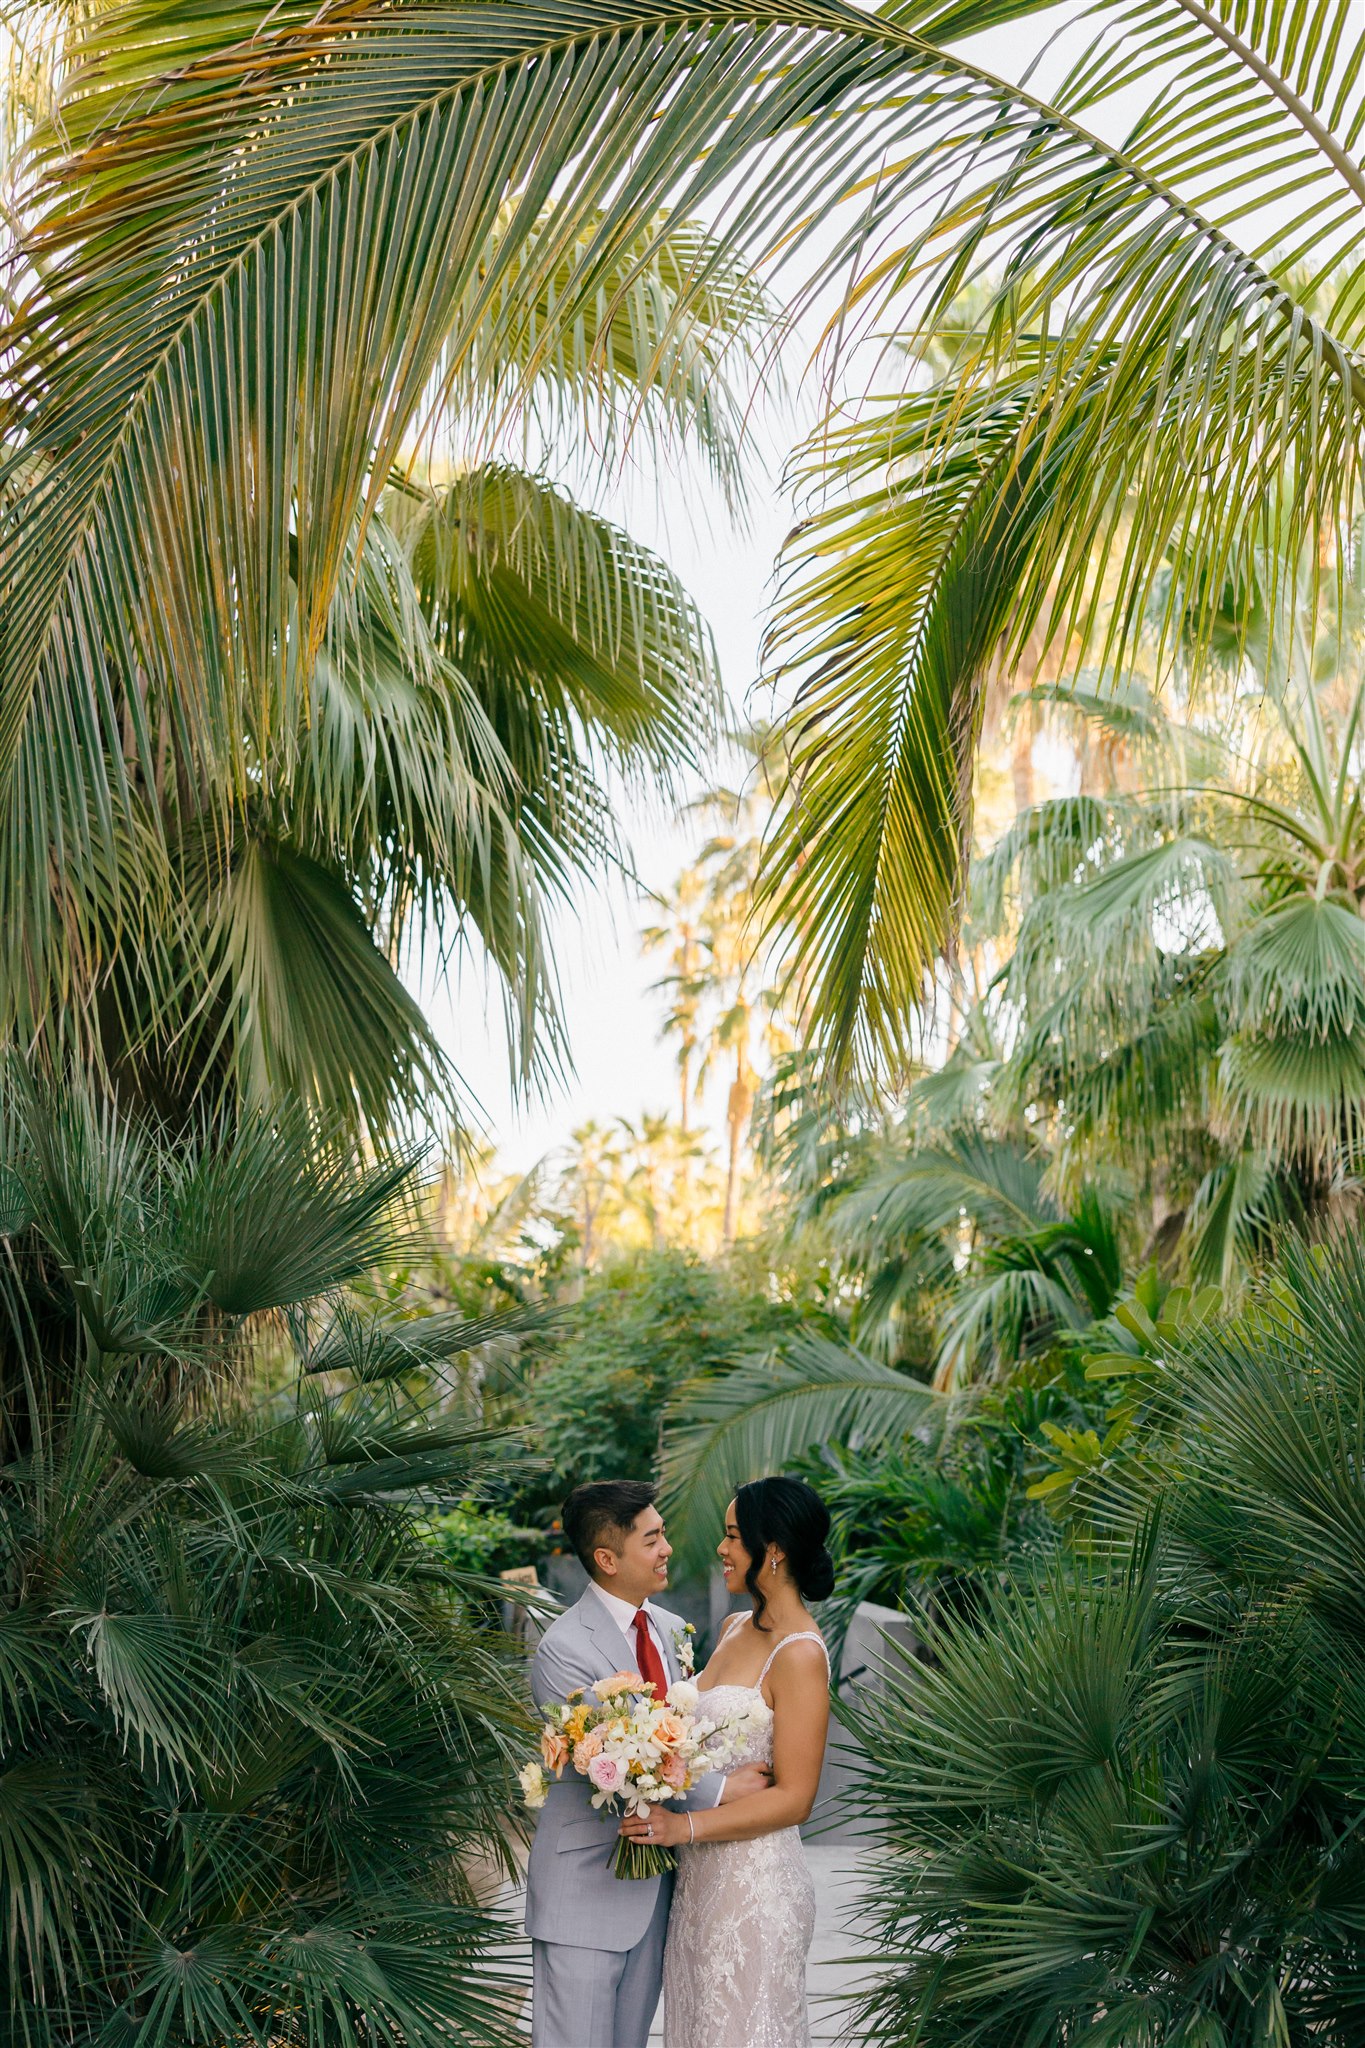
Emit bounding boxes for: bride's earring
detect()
[770,1557,778,1577]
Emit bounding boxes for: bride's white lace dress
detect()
[662,1625,830,2048]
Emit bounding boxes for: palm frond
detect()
[760,382,1056,1081]
[391,464,720,797]
[661,1330,941,1574]
[832,1132,1058,1254]
[437,206,774,508]
[11,0,1365,1096]
[1184,1150,1295,1291]
[0,1072,529,2041]
[1219,894,1365,1040]
[187,832,454,1135]
[1217,1021,1365,1167]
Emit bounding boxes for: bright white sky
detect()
[415,466,793,1170]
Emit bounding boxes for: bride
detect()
[618,1474,833,2047]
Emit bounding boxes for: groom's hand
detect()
[719,1763,773,1804]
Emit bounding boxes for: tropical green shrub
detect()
[850,1231,1365,2046]
[0,1086,526,2045]
[527,1250,799,1516]
[421,1500,543,1577]
[812,1358,1088,1632]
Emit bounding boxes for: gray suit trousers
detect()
[531,1877,671,2048]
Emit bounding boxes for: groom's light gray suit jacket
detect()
[526,1590,719,1953]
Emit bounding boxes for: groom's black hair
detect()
[562,1480,658,1577]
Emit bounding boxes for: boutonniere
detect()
[672,1622,696,1677]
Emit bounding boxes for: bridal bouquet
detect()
[521,1669,738,1878]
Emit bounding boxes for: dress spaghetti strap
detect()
[757,1630,830,1689]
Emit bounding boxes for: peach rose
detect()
[594,1670,645,1701]
[659,1754,688,1788]
[651,1711,686,1750]
[574,1729,605,1770]
[540,1727,569,1776]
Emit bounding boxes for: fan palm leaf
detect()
[393,466,718,778]
[0,1075,533,2043]
[833,1131,1059,1251]
[661,1329,942,1574]
[849,1230,1365,2041]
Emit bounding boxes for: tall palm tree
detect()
[3,6,783,1131]
[659,740,795,1241]
[10,0,1364,1104]
[643,865,708,1134]
[991,661,1365,1286]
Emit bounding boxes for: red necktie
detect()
[632,1609,669,1700]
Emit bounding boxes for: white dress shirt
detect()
[589,1582,669,1672]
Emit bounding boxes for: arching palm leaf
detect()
[762,380,1057,1079]
[756,0,1365,1076]
[661,1330,942,1574]
[11,0,1365,1102]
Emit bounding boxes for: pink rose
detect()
[659,1754,688,1788]
[587,1753,624,1794]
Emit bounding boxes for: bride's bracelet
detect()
[686,1812,695,1845]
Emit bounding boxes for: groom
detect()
[525,1479,769,2048]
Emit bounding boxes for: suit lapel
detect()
[577,1589,637,1677]
[654,1610,680,1685]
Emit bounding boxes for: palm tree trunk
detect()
[723,1066,754,1245]
[723,1106,741,1245]
[1012,705,1034,814]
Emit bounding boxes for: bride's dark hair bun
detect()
[733,1476,835,1628]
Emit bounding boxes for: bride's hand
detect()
[619,1806,688,1848]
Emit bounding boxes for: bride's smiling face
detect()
[717,1501,752,1595]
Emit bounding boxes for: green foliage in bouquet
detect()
[849,1231,1365,2046]
[0,1082,527,2046]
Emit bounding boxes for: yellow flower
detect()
[519,1762,548,1811]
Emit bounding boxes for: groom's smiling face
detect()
[593,1504,672,1608]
